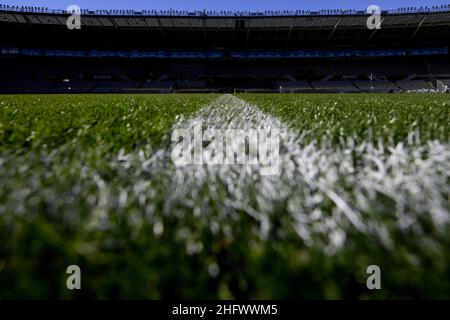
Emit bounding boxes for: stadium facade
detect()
[0,5,449,93]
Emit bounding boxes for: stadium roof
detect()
[1,4,449,50]
[1,2,450,17]
[1,0,450,11]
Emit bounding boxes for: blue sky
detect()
[0,1,449,11]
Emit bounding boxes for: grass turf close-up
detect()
[0,93,449,299]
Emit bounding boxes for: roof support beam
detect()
[203,18,207,42]
[246,23,250,45]
[155,17,166,39]
[409,16,427,41]
[285,17,296,43]
[365,17,385,44]
[326,18,341,44]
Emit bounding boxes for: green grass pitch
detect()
[0,93,449,299]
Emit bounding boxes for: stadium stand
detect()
[354,80,401,93]
[50,81,98,93]
[91,81,142,93]
[2,79,54,93]
[277,81,312,92]
[396,79,434,92]
[141,81,175,93]
[0,5,449,93]
[311,81,361,93]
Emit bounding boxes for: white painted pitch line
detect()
[114,94,450,251]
